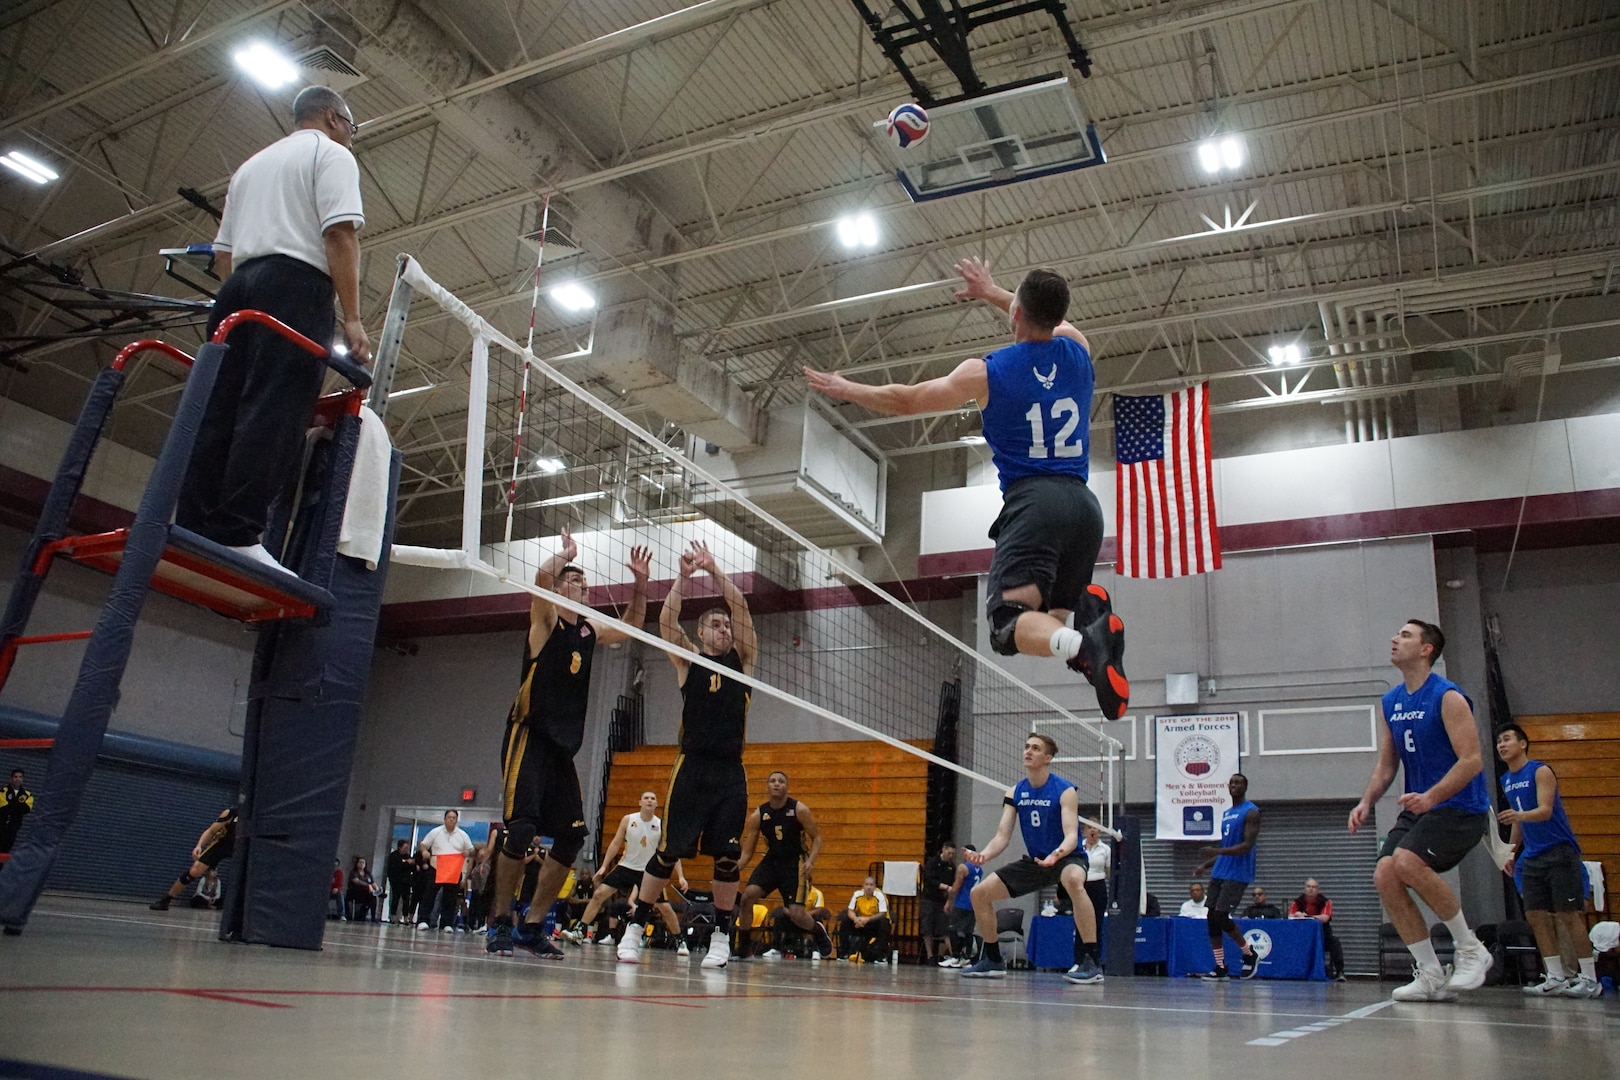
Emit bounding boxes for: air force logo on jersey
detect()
[1034,364,1058,389]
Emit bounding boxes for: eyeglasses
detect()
[330,108,358,136]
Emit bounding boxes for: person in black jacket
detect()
[1242,887,1283,919]
[920,842,958,963]
[384,839,414,923]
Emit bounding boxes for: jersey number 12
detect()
[1025,399,1083,458]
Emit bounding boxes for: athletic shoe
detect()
[960,956,1007,979]
[1392,965,1457,1002]
[874,956,888,964]
[1064,959,1104,985]
[677,939,690,957]
[558,925,585,946]
[1066,586,1128,719]
[442,926,456,934]
[514,925,564,960]
[1523,974,1569,996]
[617,925,645,964]
[702,936,730,970]
[762,948,783,959]
[596,935,617,948]
[487,921,514,957]
[416,922,429,930]
[1555,976,1602,999]
[148,896,171,911]
[1197,967,1230,980]
[811,951,823,961]
[1445,943,1493,991]
[1238,951,1259,979]
[938,956,959,968]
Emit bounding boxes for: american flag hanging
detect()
[1112,383,1222,579]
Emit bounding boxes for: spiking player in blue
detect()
[1495,723,1603,998]
[958,733,1102,984]
[1349,619,1493,1002]
[804,259,1128,720]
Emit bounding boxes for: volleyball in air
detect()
[886,103,930,149]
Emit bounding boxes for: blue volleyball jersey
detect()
[953,863,982,911]
[981,336,1095,491]
[1380,673,1490,814]
[1211,799,1258,883]
[1013,772,1076,860]
[1500,760,1581,860]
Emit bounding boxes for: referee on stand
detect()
[177,84,370,572]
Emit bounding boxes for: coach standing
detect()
[177,85,369,570]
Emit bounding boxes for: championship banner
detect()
[1155,714,1241,840]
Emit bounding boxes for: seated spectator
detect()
[330,858,346,919]
[190,868,224,910]
[1242,887,1283,919]
[1179,881,1208,918]
[347,856,380,921]
[1289,877,1344,980]
[839,877,892,962]
[1144,892,1162,918]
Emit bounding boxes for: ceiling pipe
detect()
[1319,300,1355,445]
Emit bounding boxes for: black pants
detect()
[387,874,413,920]
[177,255,334,547]
[424,883,462,929]
[1084,879,1109,920]
[839,913,891,960]
[1322,922,1344,978]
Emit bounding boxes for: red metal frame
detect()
[0,739,56,750]
[213,309,328,357]
[311,388,366,429]
[111,339,195,372]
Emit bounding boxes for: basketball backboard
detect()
[874,77,1104,202]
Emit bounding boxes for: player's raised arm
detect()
[689,541,757,675]
[659,548,698,681]
[596,544,651,646]
[804,356,988,418]
[528,526,577,655]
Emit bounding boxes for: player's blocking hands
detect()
[558,524,578,562]
[803,366,853,400]
[626,544,652,580]
[952,256,997,302]
[686,540,717,574]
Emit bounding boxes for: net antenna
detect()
[503,192,553,544]
[384,254,1124,838]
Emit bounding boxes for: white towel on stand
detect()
[882,861,919,897]
[338,404,391,569]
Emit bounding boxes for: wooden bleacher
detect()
[600,739,932,921]
[1518,713,1620,921]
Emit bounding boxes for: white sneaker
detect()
[227,543,294,575]
[558,926,584,945]
[1392,965,1458,1002]
[1523,974,1570,996]
[811,951,823,961]
[416,922,428,930]
[616,925,645,964]
[677,940,690,957]
[702,936,730,970]
[938,956,956,968]
[1445,943,1493,991]
[761,948,783,959]
[1555,976,1603,999]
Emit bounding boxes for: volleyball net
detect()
[381,254,1124,830]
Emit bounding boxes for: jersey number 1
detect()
[1025,399,1083,458]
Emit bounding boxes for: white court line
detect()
[1248,999,1396,1046]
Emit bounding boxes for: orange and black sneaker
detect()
[1067,586,1129,718]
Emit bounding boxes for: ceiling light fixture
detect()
[1196,134,1246,174]
[1267,343,1303,366]
[835,213,880,250]
[388,382,436,400]
[536,491,606,508]
[233,42,300,90]
[1,150,59,184]
[549,282,595,312]
[533,456,566,475]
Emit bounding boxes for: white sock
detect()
[1544,956,1566,979]
[1049,626,1084,660]
[1408,939,1441,974]
[1578,956,1596,981]
[1442,912,1479,949]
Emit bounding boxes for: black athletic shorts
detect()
[601,863,646,892]
[1379,806,1488,872]
[1206,877,1248,912]
[501,727,588,849]
[1520,842,1585,913]
[993,852,1089,899]
[985,474,1104,616]
[660,755,748,862]
[748,858,808,904]
[919,898,949,936]
[197,836,234,869]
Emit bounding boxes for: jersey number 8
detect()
[1024,398,1083,459]
[1029,810,1041,827]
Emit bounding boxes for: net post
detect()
[367,255,415,418]
[463,334,490,559]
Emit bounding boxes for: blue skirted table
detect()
[1027,914,1326,980]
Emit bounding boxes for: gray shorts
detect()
[1520,843,1585,913]
[1206,877,1248,912]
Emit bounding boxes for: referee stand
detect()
[0,312,400,949]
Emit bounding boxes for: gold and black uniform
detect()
[746,799,810,904]
[502,616,594,848]
[659,648,751,861]
[197,806,239,868]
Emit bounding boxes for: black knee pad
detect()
[987,599,1032,656]
[502,818,537,860]
[647,850,680,880]
[547,831,584,867]
[178,872,197,887]
[712,856,741,884]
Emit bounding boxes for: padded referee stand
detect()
[1103,815,1142,978]
[219,437,401,950]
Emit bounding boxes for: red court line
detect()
[169,989,292,1009]
[0,985,932,1008]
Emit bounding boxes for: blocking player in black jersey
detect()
[150,806,238,910]
[487,527,649,959]
[618,540,756,970]
[734,771,834,959]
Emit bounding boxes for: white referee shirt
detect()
[1084,838,1110,882]
[620,813,661,873]
[214,128,364,274]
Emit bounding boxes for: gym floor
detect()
[0,896,1613,1079]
